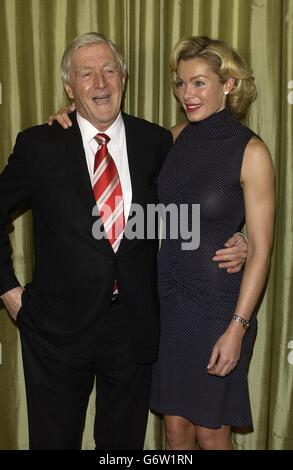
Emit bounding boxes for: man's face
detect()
[64,43,125,131]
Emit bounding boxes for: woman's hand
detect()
[207,322,245,376]
[48,102,75,128]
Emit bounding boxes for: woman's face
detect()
[174,57,230,122]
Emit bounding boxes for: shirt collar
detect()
[76,112,123,146]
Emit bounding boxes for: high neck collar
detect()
[189,108,236,137]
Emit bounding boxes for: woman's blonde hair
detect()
[170,36,256,119]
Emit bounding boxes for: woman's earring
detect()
[224,91,229,95]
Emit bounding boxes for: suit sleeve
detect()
[0,131,33,295]
[158,129,173,173]
[165,129,173,153]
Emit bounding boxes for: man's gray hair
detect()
[61,32,127,84]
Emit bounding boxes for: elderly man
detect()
[0,33,246,450]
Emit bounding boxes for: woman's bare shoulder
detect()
[169,122,188,142]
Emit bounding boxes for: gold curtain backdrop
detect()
[0,0,292,450]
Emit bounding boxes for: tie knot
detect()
[95,133,110,146]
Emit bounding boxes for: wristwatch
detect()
[232,314,250,330]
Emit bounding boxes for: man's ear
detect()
[122,73,127,92]
[63,82,74,100]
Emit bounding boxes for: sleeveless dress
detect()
[149,109,257,428]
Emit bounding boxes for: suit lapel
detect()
[66,114,96,209]
[123,113,146,207]
[118,113,148,253]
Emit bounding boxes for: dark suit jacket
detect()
[0,112,172,363]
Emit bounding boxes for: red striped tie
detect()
[93,133,125,252]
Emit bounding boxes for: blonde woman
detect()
[149,36,275,450]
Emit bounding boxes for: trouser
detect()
[19,301,152,450]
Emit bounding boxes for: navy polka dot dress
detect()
[150,109,257,429]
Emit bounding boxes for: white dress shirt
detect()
[77,112,132,223]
